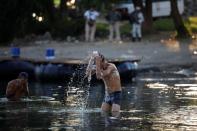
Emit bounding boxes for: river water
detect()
[0,64,197,131]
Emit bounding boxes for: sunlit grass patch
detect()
[54,0,60,7]
[189,17,197,24]
[188,17,197,32]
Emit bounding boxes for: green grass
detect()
[96,18,193,36]
[96,22,131,37]
[188,17,197,33]
[96,23,109,37]
[95,17,197,41]
[153,18,175,31]
[96,23,108,31]
[120,22,131,35]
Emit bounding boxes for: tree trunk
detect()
[170,0,190,38]
[143,0,153,32]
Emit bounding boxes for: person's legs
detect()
[136,24,142,41]
[109,24,114,41]
[115,22,121,41]
[101,102,111,112]
[111,91,121,117]
[132,23,137,42]
[112,104,120,117]
[90,24,96,42]
[101,101,112,127]
[85,23,90,42]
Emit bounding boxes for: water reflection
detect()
[0,65,197,130]
[161,38,180,52]
[189,34,197,52]
[140,67,197,130]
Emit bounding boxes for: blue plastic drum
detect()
[10,47,20,58]
[45,48,55,60]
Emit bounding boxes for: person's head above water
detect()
[98,53,105,62]
[18,72,28,79]
[92,51,105,62]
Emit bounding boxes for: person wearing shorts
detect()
[85,52,122,117]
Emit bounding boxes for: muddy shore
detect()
[0,37,197,70]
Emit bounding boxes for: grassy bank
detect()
[96,17,197,39]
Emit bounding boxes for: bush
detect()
[120,21,131,36]
[96,21,132,38]
[95,23,109,38]
[51,16,85,39]
[153,18,175,31]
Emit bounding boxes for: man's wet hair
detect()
[18,72,28,79]
[98,53,105,62]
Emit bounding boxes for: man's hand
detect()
[96,71,103,79]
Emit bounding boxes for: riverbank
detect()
[0,35,197,69]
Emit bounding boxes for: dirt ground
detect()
[0,34,197,69]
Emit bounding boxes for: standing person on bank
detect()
[6,72,29,101]
[84,5,100,42]
[106,5,122,42]
[85,52,122,118]
[129,6,144,42]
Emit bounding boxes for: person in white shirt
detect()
[84,5,100,42]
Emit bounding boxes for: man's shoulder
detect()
[7,79,19,89]
[8,79,24,85]
[108,63,116,68]
[8,79,17,84]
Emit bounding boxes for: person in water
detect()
[6,72,29,101]
[85,52,122,117]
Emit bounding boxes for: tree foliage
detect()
[0,0,84,43]
[0,0,191,43]
[0,0,55,43]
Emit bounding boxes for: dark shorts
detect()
[103,91,122,105]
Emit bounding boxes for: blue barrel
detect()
[117,62,138,72]
[45,48,55,60]
[10,47,20,58]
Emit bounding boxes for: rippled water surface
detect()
[0,65,197,131]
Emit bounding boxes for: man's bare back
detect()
[6,72,29,101]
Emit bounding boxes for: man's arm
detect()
[23,81,29,97]
[95,56,102,79]
[100,65,114,77]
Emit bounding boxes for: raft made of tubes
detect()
[0,58,140,82]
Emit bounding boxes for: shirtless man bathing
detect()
[6,72,29,101]
[85,51,122,117]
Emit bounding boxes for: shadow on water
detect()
[0,64,197,130]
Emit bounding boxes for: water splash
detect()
[59,63,92,128]
[64,61,92,109]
